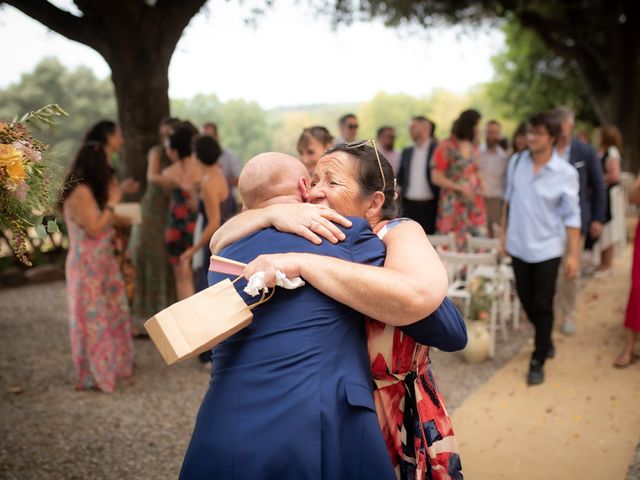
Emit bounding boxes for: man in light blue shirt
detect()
[500,111,581,385]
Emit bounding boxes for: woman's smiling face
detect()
[308,151,370,217]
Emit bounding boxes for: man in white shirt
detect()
[376,126,400,174]
[397,116,439,234]
[478,120,510,237]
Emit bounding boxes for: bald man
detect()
[180,153,396,480]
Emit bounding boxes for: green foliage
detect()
[485,19,596,126]
[171,94,272,163]
[0,58,117,168]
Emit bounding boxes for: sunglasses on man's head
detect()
[341,139,386,191]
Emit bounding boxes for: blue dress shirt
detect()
[504,150,581,263]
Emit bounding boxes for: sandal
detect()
[614,352,638,368]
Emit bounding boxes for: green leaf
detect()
[35,224,47,240]
[46,220,59,233]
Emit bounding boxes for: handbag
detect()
[145,256,272,365]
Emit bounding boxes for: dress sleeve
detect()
[433,142,449,172]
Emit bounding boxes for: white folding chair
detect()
[466,235,521,331]
[438,250,501,357]
[428,232,457,252]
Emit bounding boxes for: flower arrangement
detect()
[0,105,68,265]
[468,275,496,322]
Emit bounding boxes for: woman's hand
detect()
[266,203,352,245]
[180,246,196,267]
[243,253,306,288]
[459,186,476,203]
[121,178,140,195]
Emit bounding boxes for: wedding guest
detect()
[180,135,229,292]
[478,120,510,236]
[552,106,606,335]
[376,126,401,174]
[397,116,439,234]
[500,111,581,385]
[162,125,201,301]
[432,109,488,249]
[334,113,359,144]
[202,121,242,221]
[512,122,528,153]
[296,126,333,174]
[84,120,138,307]
[60,142,134,393]
[592,125,623,276]
[615,177,640,367]
[128,117,179,323]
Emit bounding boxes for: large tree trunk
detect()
[110,54,171,196]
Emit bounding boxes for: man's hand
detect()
[244,253,305,288]
[564,253,580,279]
[266,204,352,245]
[589,221,603,239]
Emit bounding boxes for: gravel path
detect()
[1,280,637,479]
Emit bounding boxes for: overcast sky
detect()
[0,0,504,109]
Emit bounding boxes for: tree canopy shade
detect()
[328,0,640,169]
[3,0,207,191]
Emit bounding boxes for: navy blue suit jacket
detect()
[180,218,396,480]
[568,138,606,235]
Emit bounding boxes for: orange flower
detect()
[0,143,27,184]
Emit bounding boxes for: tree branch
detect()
[4,0,106,52]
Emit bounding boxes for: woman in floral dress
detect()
[61,142,133,393]
[432,109,488,249]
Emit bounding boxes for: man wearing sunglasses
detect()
[335,113,359,144]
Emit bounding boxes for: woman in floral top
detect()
[432,109,488,249]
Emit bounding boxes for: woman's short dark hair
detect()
[528,111,562,143]
[84,120,117,145]
[297,126,333,153]
[193,135,222,166]
[168,126,194,159]
[324,142,400,220]
[451,109,481,142]
[511,121,527,152]
[61,142,115,209]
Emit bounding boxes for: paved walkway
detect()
[452,245,640,479]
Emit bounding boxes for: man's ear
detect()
[298,177,309,202]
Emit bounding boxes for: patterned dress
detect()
[368,219,462,480]
[63,202,134,393]
[129,146,176,318]
[165,188,198,265]
[433,137,487,249]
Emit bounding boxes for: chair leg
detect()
[489,302,497,358]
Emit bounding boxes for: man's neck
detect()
[556,136,571,152]
[414,137,430,149]
[530,148,553,168]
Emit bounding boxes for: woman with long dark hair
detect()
[60,142,134,393]
[431,109,488,248]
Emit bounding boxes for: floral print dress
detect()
[368,219,462,480]
[64,203,134,393]
[433,137,487,249]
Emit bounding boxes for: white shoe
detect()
[561,321,576,335]
[593,269,613,279]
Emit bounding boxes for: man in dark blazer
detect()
[397,116,439,234]
[552,107,607,335]
[181,153,466,479]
